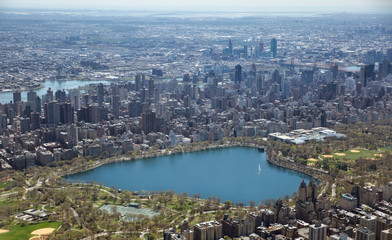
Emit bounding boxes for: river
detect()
[65,147,311,204]
[0,79,113,104]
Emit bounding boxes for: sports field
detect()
[307,148,390,166]
[319,149,388,161]
[0,221,60,240]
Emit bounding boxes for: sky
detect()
[1,0,392,13]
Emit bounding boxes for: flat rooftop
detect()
[99,204,159,221]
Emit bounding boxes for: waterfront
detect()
[0,79,113,104]
[65,147,312,204]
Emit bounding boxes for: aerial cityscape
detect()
[0,0,392,239]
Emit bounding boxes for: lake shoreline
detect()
[61,142,259,177]
[58,139,331,203]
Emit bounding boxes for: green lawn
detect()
[0,181,14,189]
[0,200,16,207]
[307,158,319,165]
[320,149,389,161]
[0,221,61,240]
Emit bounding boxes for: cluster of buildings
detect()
[0,10,391,240]
[1,11,392,93]
[165,181,392,240]
[0,52,392,170]
[0,50,391,170]
[0,12,392,171]
[268,127,346,145]
[15,208,50,222]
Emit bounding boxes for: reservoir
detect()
[65,147,312,204]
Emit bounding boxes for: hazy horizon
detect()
[1,0,392,13]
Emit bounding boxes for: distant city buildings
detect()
[0,11,392,238]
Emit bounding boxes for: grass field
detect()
[0,200,16,207]
[307,158,319,166]
[319,149,389,161]
[0,181,14,189]
[0,221,61,240]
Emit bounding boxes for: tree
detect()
[148,233,157,240]
[248,200,256,208]
[193,193,202,199]
[224,200,232,210]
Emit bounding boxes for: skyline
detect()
[1,0,392,13]
[0,2,392,239]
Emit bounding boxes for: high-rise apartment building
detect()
[309,222,327,240]
[271,38,277,57]
[141,110,156,134]
[235,65,242,83]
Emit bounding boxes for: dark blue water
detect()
[65,147,311,204]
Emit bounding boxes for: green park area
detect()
[0,181,14,190]
[307,148,391,166]
[321,148,389,161]
[0,221,61,240]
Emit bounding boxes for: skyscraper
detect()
[128,100,142,117]
[45,100,60,125]
[243,45,248,58]
[20,117,30,133]
[148,78,154,100]
[365,50,376,65]
[235,65,242,83]
[309,223,327,240]
[250,63,256,78]
[35,96,41,114]
[356,227,375,240]
[112,95,120,118]
[141,110,156,134]
[272,69,281,85]
[83,94,90,107]
[228,39,233,54]
[30,111,40,130]
[69,89,80,110]
[97,83,104,106]
[260,42,264,52]
[360,65,375,87]
[381,229,392,240]
[141,74,146,88]
[51,101,60,125]
[46,88,54,102]
[282,80,291,99]
[271,38,277,58]
[60,102,73,124]
[194,221,222,240]
[68,124,78,146]
[256,77,264,96]
[87,104,101,123]
[140,88,147,103]
[55,90,66,103]
[302,70,314,85]
[360,215,377,237]
[298,180,307,202]
[23,105,32,118]
[27,90,37,102]
[13,90,21,103]
[135,74,142,91]
[8,108,14,125]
